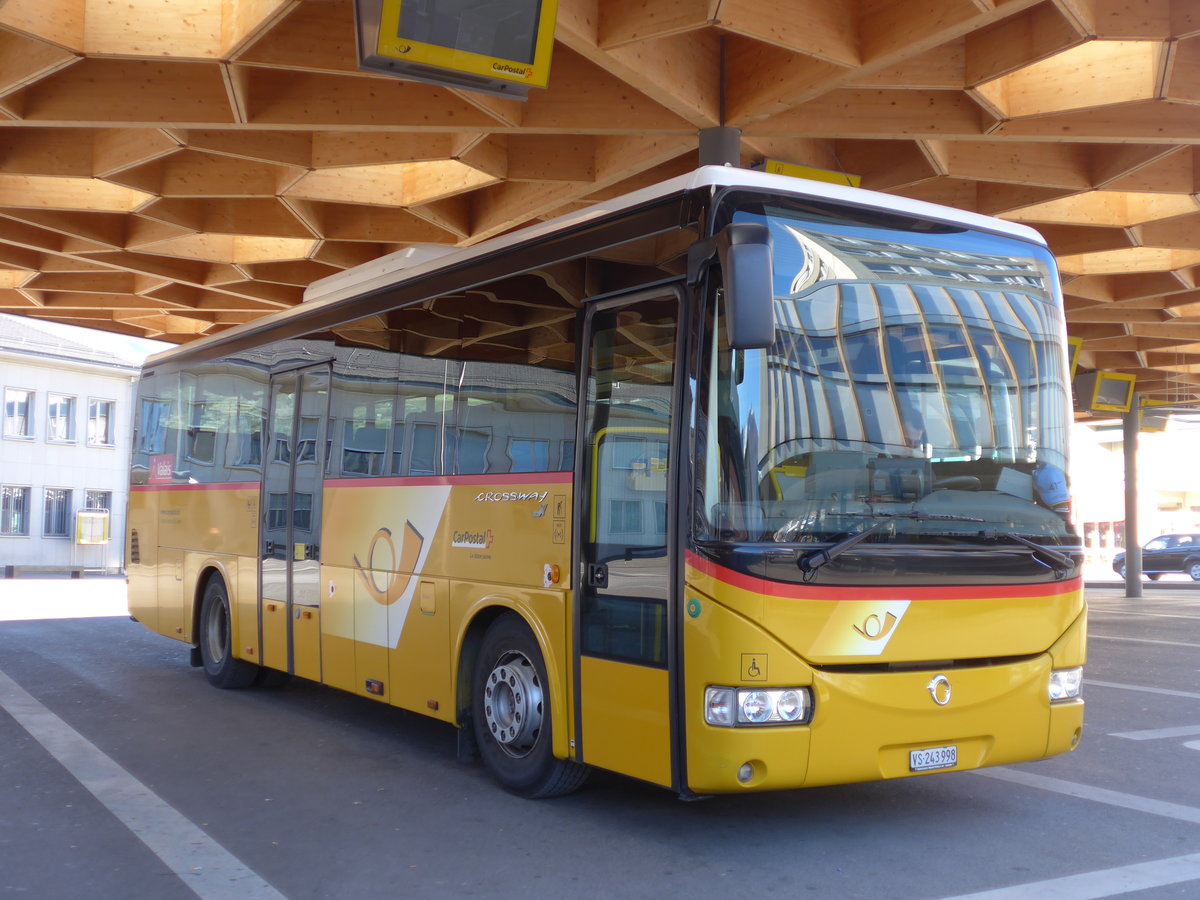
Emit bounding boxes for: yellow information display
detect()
[354,0,557,99]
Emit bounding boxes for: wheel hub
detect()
[482,652,543,758]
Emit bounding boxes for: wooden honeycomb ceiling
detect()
[2,0,1200,400]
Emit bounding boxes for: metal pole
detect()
[698,127,741,167]
[1122,392,1141,598]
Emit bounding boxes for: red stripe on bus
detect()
[323,472,574,489]
[132,473,574,492]
[131,482,259,492]
[684,550,1081,601]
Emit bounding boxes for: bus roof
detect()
[144,166,1048,368]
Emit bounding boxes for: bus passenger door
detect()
[576,290,681,789]
[261,364,330,681]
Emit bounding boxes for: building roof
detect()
[0,314,142,370]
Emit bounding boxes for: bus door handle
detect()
[587,563,608,588]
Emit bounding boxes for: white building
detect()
[1071,417,1200,567]
[1,315,155,575]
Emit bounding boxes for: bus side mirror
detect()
[689,223,775,350]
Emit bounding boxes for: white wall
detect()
[1,349,139,573]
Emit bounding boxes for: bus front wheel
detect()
[199,578,258,689]
[472,614,588,798]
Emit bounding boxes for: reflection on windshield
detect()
[696,206,1074,548]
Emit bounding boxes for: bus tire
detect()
[472,614,588,798]
[198,577,258,689]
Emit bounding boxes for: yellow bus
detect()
[127,166,1085,798]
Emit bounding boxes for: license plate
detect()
[910,744,957,772]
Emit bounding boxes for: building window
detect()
[508,438,549,473]
[1,486,30,535]
[609,499,642,534]
[137,399,169,453]
[43,488,72,537]
[4,388,34,438]
[267,493,288,530]
[186,402,218,464]
[47,394,76,442]
[85,490,112,512]
[88,399,115,446]
[234,408,264,467]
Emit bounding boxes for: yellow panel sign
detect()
[760,159,861,188]
[356,0,558,98]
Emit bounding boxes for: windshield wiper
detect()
[796,511,985,575]
[986,531,1074,574]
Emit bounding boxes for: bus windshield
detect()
[696,199,1074,557]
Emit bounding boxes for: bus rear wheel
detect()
[199,578,258,689]
[472,614,588,798]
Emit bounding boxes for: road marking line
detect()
[935,851,1200,900]
[1087,679,1200,700]
[1110,724,1200,740]
[1087,634,1200,649]
[973,767,1200,826]
[1088,610,1200,621]
[0,668,286,900]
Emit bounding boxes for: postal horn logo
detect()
[852,611,899,642]
[352,522,424,606]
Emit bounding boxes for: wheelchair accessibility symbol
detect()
[741,653,767,681]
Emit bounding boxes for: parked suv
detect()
[1112,533,1200,580]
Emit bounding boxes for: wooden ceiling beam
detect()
[177,128,313,168]
[923,139,1092,187]
[993,99,1200,142]
[1067,306,1167,323]
[23,270,137,293]
[20,59,236,125]
[507,136,596,183]
[978,182,1082,215]
[1090,144,1187,189]
[590,0,715,47]
[748,89,991,138]
[1062,0,1173,40]
[409,195,472,239]
[847,41,966,90]
[520,48,698,133]
[724,38,853,125]
[1129,322,1200,341]
[1136,212,1200,249]
[308,133,455,169]
[0,0,85,51]
[309,240,389,270]
[0,288,42,308]
[232,0,358,76]
[1036,223,1138,257]
[0,127,94,176]
[36,292,185,310]
[244,68,501,130]
[1090,350,1144,368]
[717,0,860,66]
[468,133,692,242]
[964,2,1086,85]
[557,1,721,128]
[301,201,460,244]
[844,139,945,190]
[0,29,76,100]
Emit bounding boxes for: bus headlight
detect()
[705,686,813,726]
[1049,667,1082,701]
